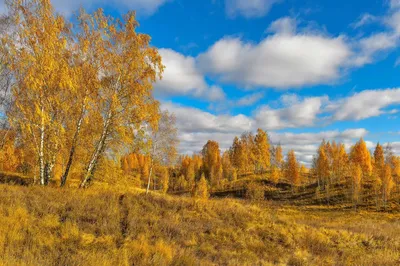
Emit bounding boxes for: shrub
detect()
[194,174,209,199]
[246,182,265,201]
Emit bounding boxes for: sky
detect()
[2,0,400,165]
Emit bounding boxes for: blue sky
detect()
[2,0,400,164]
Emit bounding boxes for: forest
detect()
[0,0,400,265]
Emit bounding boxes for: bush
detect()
[246,182,265,201]
[193,174,209,199]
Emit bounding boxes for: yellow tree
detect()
[202,140,221,188]
[299,164,307,182]
[337,143,348,182]
[194,173,209,200]
[128,154,139,171]
[230,136,241,169]
[0,130,19,172]
[392,156,400,193]
[350,138,372,177]
[185,161,196,191]
[285,150,300,189]
[270,165,280,184]
[160,167,169,194]
[241,132,256,174]
[121,157,129,174]
[254,128,270,174]
[78,9,163,188]
[221,150,232,181]
[372,143,384,205]
[350,164,362,209]
[3,0,74,185]
[373,143,385,174]
[381,164,394,208]
[270,144,284,183]
[59,16,102,187]
[315,141,330,188]
[274,144,284,169]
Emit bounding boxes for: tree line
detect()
[122,130,399,207]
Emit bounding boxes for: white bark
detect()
[61,102,85,187]
[80,109,112,188]
[39,105,46,186]
[146,158,153,195]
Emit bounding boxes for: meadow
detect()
[0,183,399,266]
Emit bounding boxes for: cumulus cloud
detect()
[267,16,297,35]
[236,92,265,107]
[161,102,253,134]
[155,49,225,102]
[197,20,351,89]
[225,0,280,18]
[196,9,400,89]
[0,0,170,16]
[255,96,327,130]
[351,32,399,66]
[332,88,400,121]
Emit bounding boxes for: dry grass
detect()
[0,184,399,265]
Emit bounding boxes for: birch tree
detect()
[142,110,178,194]
[2,0,73,185]
[78,9,163,188]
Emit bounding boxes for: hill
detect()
[0,184,399,265]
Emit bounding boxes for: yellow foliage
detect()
[194,174,209,199]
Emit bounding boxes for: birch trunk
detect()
[146,142,156,194]
[80,109,112,188]
[61,104,85,187]
[39,105,46,186]
[146,158,153,195]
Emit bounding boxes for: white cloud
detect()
[236,92,265,107]
[332,88,400,121]
[196,10,400,90]
[197,21,351,89]
[255,96,327,130]
[351,13,378,29]
[385,10,400,34]
[0,0,170,16]
[280,93,300,106]
[161,102,253,134]
[267,17,297,35]
[225,0,280,18]
[352,32,398,66]
[350,6,400,67]
[155,49,225,101]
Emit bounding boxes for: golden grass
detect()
[0,184,399,265]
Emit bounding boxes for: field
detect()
[0,184,399,265]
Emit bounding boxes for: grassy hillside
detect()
[0,184,399,265]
